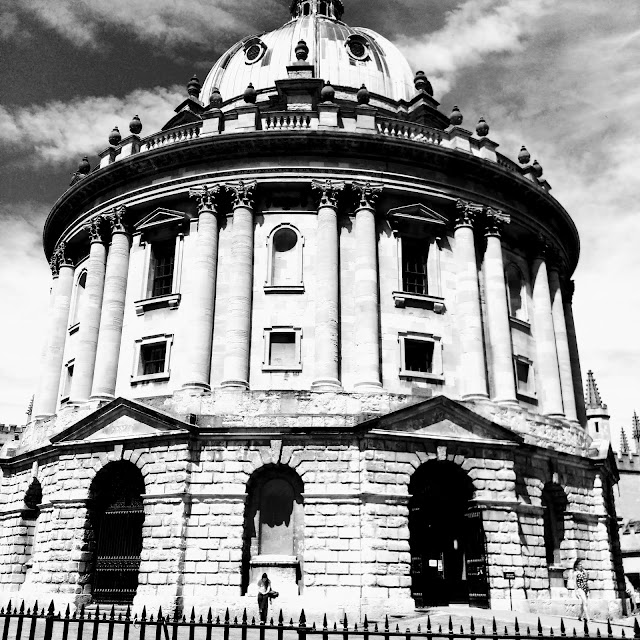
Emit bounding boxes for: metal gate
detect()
[464,508,490,608]
[91,466,145,603]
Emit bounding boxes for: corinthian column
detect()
[182,185,222,391]
[311,179,344,392]
[483,210,517,404]
[34,244,75,419]
[563,281,587,425]
[221,180,256,390]
[455,200,488,399]
[352,181,383,391]
[70,216,108,404]
[549,264,578,422]
[91,207,131,401]
[531,243,563,417]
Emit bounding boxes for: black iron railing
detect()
[0,601,637,640]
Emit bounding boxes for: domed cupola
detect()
[200,0,415,107]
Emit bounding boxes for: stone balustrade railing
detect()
[90,105,547,190]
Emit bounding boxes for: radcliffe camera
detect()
[0,0,637,638]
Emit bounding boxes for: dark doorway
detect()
[409,461,489,608]
[88,461,145,603]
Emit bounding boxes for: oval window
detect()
[244,40,266,65]
[346,36,369,61]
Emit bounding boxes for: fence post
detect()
[634,619,640,640]
[384,615,390,640]
[583,619,589,638]
[343,614,348,640]
[43,601,55,640]
[363,615,369,640]
[224,608,230,640]
[278,610,284,640]
[27,600,39,640]
[61,604,70,640]
[1,599,11,640]
[298,610,307,640]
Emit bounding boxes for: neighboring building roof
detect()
[585,369,607,410]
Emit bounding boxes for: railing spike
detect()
[65,604,70,619]
[448,616,453,633]
[48,601,55,615]
[312,622,317,631]
[572,628,577,637]
[418,625,421,633]
[492,617,497,636]
[334,622,337,631]
[622,628,626,638]
[291,619,295,627]
[596,629,601,638]
[207,608,212,623]
[427,617,431,632]
[374,622,379,632]
[505,627,509,635]
[189,607,195,623]
[560,619,566,637]
[300,610,307,627]
[269,617,274,626]
[395,624,399,633]
[606,619,612,638]
[363,615,368,630]
[5,599,10,613]
[343,613,348,629]
[549,628,554,637]
[470,617,475,635]
[252,617,256,625]
[385,615,389,631]
[635,619,640,640]
[538,618,543,637]
[584,619,589,637]
[225,608,230,624]
[243,609,248,624]
[234,616,238,625]
[278,610,283,625]
[150,615,154,623]
[438,625,442,634]
[19,601,24,614]
[142,606,147,621]
[460,626,464,634]
[482,627,486,635]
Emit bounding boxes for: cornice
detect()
[43,130,580,267]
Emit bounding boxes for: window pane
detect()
[404,339,434,373]
[269,333,296,366]
[402,239,429,295]
[516,360,529,393]
[142,343,167,376]
[507,266,524,319]
[272,228,298,286]
[152,241,175,298]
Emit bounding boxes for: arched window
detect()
[541,482,568,566]
[265,225,304,293]
[303,2,311,15]
[506,264,527,321]
[319,1,327,15]
[71,270,87,327]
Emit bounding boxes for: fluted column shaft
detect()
[222,182,256,389]
[549,267,578,422]
[91,208,131,400]
[454,201,488,399]
[563,281,587,425]
[532,253,564,417]
[34,249,74,418]
[182,186,221,391]
[484,213,517,404]
[312,180,343,391]
[353,182,383,391]
[70,217,108,403]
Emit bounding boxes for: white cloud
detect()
[397,0,555,94]
[6,0,283,48]
[0,85,183,166]
[0,203,50,425]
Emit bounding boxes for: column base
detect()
[545,412,565,420]
[462,393,490,401]
[181,382,211,394]
[311,378,343,392]
[33,413,55,422]
[221,379,249,390]
[89,393,116,403]
[495,398,520,408]
[354,381,383,393]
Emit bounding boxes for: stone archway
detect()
[87,461,145,604]
[241,465,304,596]
[409,460,488,608]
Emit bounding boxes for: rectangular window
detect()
[402,238,429,295]
[141,343,167,376]
[514,356,535,399]
[151,240,175,298]
[263,327,303,371]
[61,360,74,402]
[404,339,434,374]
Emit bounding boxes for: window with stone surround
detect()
[542,482,568,566]
[134,208,188,315]
[506,263,528,323]
[21,477,42,583]
[263,327,303,371]
[60,359,74,404]
[265,225,304,293]
[398,332,444,382]
[514,355,535,400]
[132,334,173,383]
[69,269,87,332]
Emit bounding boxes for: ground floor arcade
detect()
[0,397,625,621]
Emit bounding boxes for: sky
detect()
[0,0,638,441]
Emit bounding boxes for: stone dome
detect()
[200,0,415,105]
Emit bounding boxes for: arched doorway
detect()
[409,460,488,608]
[88,461,145,603]
[241,465,304,595]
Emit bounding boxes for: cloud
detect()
[5,0,284,49]
[0,202,50,424]
[397,0,555,94]
[0,85,183,167]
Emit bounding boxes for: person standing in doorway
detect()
[574,559,591,622]
[257,573,276,623]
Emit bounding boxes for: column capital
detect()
[189,184,221,215]
[225,180,257,209]
[351,180,383,210]
[484,207,510,237]
[49,241,74,276]
[105,205,130,236]
[84,215,108,244]
[563,279,576,304]
[312,179,345,209]
[455,199,483,229]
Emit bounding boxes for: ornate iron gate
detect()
[464,508,490,608]
[91,465,145,603]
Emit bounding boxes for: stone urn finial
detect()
[244,83,257,104]
[78,156,91,175]
[108,126,122,147]
[532,160,543,177]
[476,117,489,137]
[357,84,370,105]
[129,114,142,135]
[187,74,202,98]
[518,145,531,165]
[321,81,335,103]
[209,87,223,109]
[414,71,433,97]
[449,105,463,126]
[295,39,309,62]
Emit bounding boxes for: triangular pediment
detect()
[162,107,203,131]
[50,398,192,445]
[360,395,523,445]
[135,208,190,233]
[387,204,448,228]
